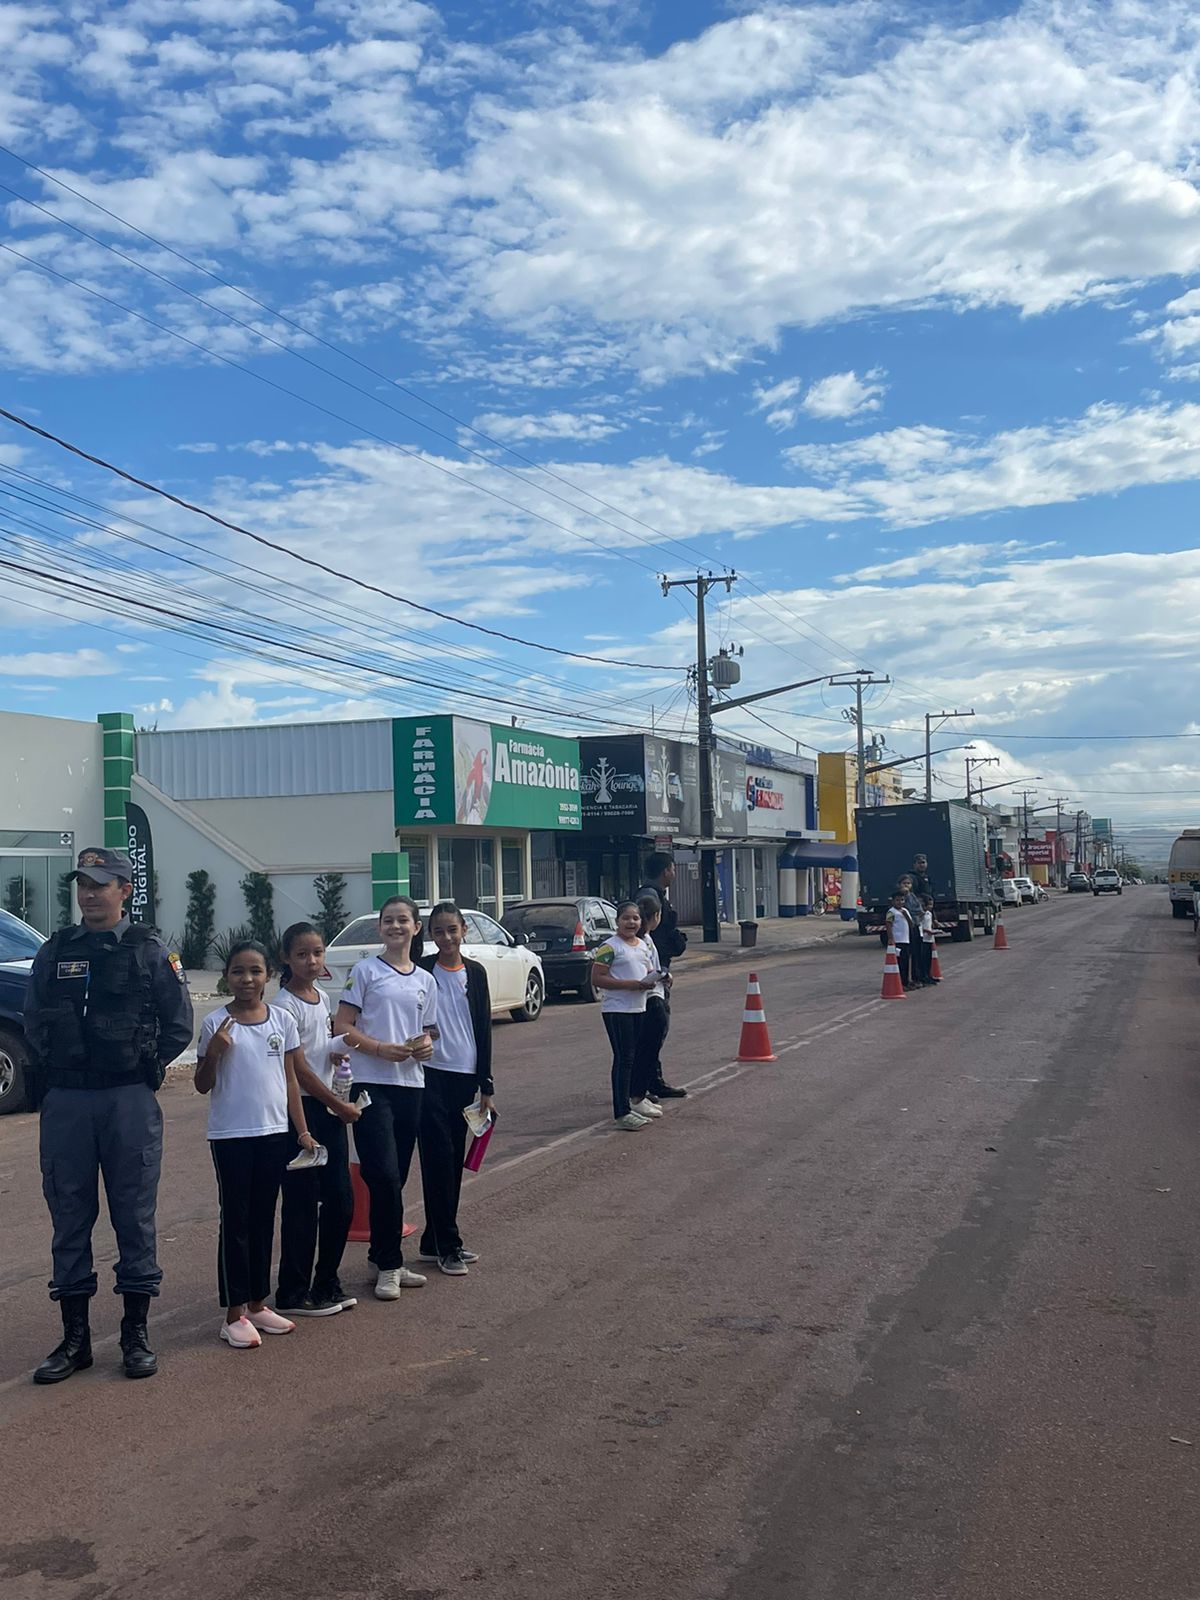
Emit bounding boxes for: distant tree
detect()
[312,872,348,942]
[240,871,276,950]
[3,874,30,923]
[181,870,216,969]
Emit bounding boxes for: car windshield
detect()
[0,910,44,962]
[502,905,580,933]
[329,915,382,947]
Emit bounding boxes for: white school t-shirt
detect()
[919,910,935,943]
[643,936,667,1001]
[886,905,910,945]
[274,985,336,1089]
[428,962,477,1077]
[341,956,438,1089]
[594,935,654,1014]
[198,1003,300,1140]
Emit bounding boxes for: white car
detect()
[1013,876,1041,904]
[323,908,545,1022]
[997,879,1022,908]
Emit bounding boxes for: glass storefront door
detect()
[0,832,76,935]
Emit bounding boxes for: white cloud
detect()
[0,647,118,676]
[835,540,1060,584]
[801,368,887,421]
[471,411,620,443]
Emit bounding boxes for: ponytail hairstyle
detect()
[279,920,322,986]
[429,899,467,931]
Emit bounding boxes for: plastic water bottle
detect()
[332,1055,353,1102]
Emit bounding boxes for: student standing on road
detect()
[416,902,495,1277]
[593,901,659,1131]
[24,846,193,1386]
[917,896,940,986]
[886,890,915,990]
[633,851,688,1099]
[274,923,361,1318]
[195,940,316,1350]
[333,896,437,1301]
[630,896,670,1120]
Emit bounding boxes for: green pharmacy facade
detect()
[392,716,583,916]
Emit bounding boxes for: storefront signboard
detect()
[581,735,646,830]
[393,716,582,831]
[714,750,747,836]
[645,736,700,836]
[744,766,805,837]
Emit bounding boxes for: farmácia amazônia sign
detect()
[393,715,582,831]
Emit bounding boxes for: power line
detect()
[0,404,685,674]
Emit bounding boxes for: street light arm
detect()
[710,674,830,714]
[866,743,973,775]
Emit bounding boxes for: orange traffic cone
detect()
[993,912,1009,950]
[348,1156,417,1243]
[929,937,944,982]
[881,941,907,999]
[737,972,777,1061]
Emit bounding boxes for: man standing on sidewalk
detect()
[23,847,193,1384]
[634,851,688,1099]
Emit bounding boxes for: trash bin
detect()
[739,919,758,948]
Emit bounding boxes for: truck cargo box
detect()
[854,800,990,906]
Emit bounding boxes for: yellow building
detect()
[817,752,907,844]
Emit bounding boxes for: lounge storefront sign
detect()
[393,716,582,831]
[581,735,701,836]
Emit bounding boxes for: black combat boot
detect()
[34,1295,93,1385]
[119,1293,158,1379]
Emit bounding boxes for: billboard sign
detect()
[393,716,581,830]
[745,766,805,837]
[581,736,647,831]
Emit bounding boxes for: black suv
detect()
[500,897,619,1001]
[0,907,44,1114]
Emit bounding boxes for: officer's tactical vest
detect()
[38,926,162,1089]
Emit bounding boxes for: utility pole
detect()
[966,753,999,805]
[924,709,975,801]
[660,570,737,944]
[1016,789,1040,875]
[1046,795,1070,887]
[828,672,890,809]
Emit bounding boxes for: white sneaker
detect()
[616,1112,649,1130]
[397,1266,427,1288]
[219,1316,262,1349]
[374,1268,402,1300]
[631,1098,663,1118]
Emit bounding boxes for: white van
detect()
[1167,829,1200,918]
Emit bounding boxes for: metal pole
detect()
[694,577,720,946]
[856,679,867,810]
[925,713,932,803]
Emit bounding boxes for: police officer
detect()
[24,846,193,1384]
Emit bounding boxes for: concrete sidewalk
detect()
[676,914,859,971]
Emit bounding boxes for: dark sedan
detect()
[0,906,45,1114]
[500,897,620,1002]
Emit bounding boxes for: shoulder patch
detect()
[167,952,186,981]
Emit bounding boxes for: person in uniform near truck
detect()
[910,855,932,899]
[23,846,193,1385]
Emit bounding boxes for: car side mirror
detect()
[510,930,528,947]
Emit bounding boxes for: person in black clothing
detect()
[910,854,932,899]
[23,846,194,1384]
[416,902,495,1276]
[633,851,687,1099]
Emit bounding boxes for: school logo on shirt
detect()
[267,1033,284,1054]
[593,943,615,966]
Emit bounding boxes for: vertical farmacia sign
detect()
[393,716,582,830]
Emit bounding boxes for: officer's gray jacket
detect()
[24,918,194,1097]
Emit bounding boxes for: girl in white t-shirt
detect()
[274,922,362,1318]
[333,895,438,1302]
[592,900,658,1131]
[195,940,316,1350]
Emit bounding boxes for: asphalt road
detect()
[1,889,1196,1599]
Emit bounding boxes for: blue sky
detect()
[2,0,1199,850]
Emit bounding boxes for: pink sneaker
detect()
[219,1316,262,1349]
[247,1307,295,1336]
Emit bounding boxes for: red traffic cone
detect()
[929,937,944,982]
[881,941,907,999]
[993,912,1009,950]
[349,1154,416,1243]
[737,972,777,1061]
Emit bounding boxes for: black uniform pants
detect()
[40,1083,163,1302]
[277,1097,354,1303]
[350,1083,422,1270]
[632,995,669,1100]
[895,943,911,985]
[210,1133,289,1308]
[604,1012,643,1119]
[914,940,932,983]
[418,1068,477,1260]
